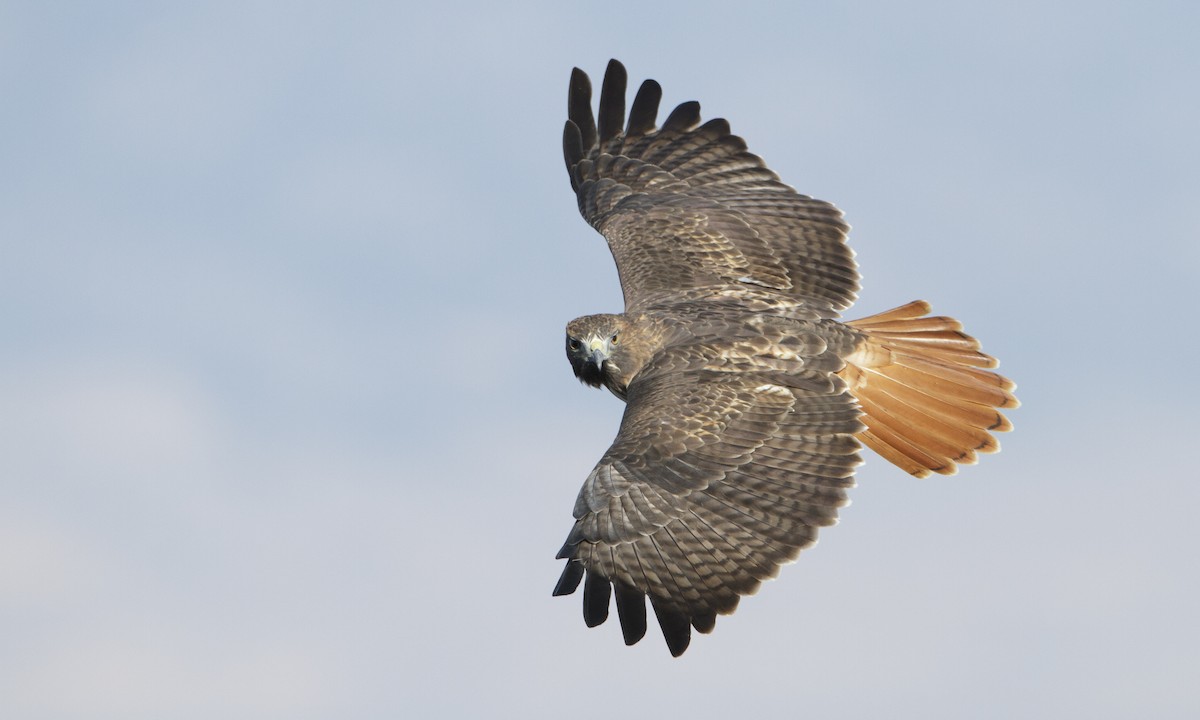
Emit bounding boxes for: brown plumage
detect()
[554,60,1017,656]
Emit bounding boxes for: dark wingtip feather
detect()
[627,79,662,136]
[556,525,583,559]
[650,597,692,657]
[552,560,584,596]
[614,583,648,645]
[563,120,584,173]
[698,117,731,136]
[582,572,611,628]
[661,100,701,133]
[597,59,627,144]
[568,67,597,152]
[691,612,717,634]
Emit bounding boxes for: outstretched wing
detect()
[553,343,863,655]
[564,60,859,316]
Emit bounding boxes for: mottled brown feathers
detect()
[554,61,1017,656]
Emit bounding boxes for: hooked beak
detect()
[588,349,606,372]
[587,338,609,372]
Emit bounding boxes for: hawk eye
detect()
[568,338,582,351]
[610,333,619,345]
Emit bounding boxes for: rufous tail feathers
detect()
[838,301,1018,478]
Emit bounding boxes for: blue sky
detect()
[2,2,1198,718]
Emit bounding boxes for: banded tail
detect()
[839,301,1018,477]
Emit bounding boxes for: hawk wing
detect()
[563,60,859,316]
[553,339,863,656]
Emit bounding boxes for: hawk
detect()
[553,60,1017,656]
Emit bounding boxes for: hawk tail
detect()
[838,301,1018,477]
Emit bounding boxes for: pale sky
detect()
[2,2,1198,718]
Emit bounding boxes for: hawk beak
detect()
[588,348,607,372]
[587,337,609,372]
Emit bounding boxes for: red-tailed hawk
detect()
[553,60,1017,656]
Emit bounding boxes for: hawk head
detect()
[565,314,627,392]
